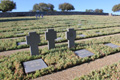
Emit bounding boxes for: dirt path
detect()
[34,52,120,80]
[1,33,120,56]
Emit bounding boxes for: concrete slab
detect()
[79,34,86,37]
[23,59,47,73]
[104,43,120,48]
[96,32,101,34]
[55,37,62,41]
[17,42,27,45]
[16,33,24,35]
[75,49,94,58]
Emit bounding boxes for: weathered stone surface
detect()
[66,28,76,48]
[26,32,40,56]
[79,34,86,37]
[55,37,62,41]
[23,59,47,73]
[105,43,120,48]
[16,33,24,35]
[45,29,57,49]
[75,49,94,58]
[17,42,27,45]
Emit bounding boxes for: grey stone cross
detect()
[66,28,76,48]
[26,32,40,56]
[45,29,57,49]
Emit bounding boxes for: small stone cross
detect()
[45,29,57,49]
[26,32,40,56]
[66,28,76,48]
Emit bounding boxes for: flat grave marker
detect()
[17,42,27,45]
[16,33,24,35]
[96,32,101,34]
[23,59,47,73]
[104,43,120,48]
[78,24,82,25]
[26,32,40,56]
[55,37,62,41]
[79,34,86,37]
[75,49,94,58]
[45,29,57,49]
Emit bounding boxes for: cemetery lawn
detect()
[1,34,120,79]
[1,15,120,79]
[1,15,120,52]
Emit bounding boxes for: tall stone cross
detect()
[45,29,57,49]
[66,28,76,48]
[26,32,40,56]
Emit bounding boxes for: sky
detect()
[11,0,120,14]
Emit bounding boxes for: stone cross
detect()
[66,28,76,48]
[26,32,40,56]
[35,14,38,18]
[38,14,40,18]
[45,29,57,49]
[41,14,43,18]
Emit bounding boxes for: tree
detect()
[32,3,54,12]
[33,4,39,12]
[86,9,94,12]
[112,4,120,12]
[99,9,103,13]
[0,0,16,12]
[38,3,48,11]
[59,3,75,11]
[47,3,54,11]
[95,9,103,13]
[86,9,103,13]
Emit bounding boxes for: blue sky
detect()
[12,0,120,14]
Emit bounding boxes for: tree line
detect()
[32,3,75,12]
[0,0,120,13]
[85,9,103,13]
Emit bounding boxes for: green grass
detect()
[1,15,120,52]
[1,34,120,79]
[0,15,120,38]
[1,26,120,52]
[1,15,120,79]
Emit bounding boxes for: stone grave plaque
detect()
[23,59,47,73]
[104,43,120,48]
[75,49,94,58]
[96,32,101,34]
[78,24,82,25]
[55,37,62,41]
[79,34,86,37]
[17,42,27,45]
[16,33,24,35]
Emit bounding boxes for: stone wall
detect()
[0,12,109,17]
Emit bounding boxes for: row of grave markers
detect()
[26,28,76,56]
[23,28,76,73]
[23,28,120,74]
[35,14,44,18]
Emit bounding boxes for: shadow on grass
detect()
[0,18,39,22]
